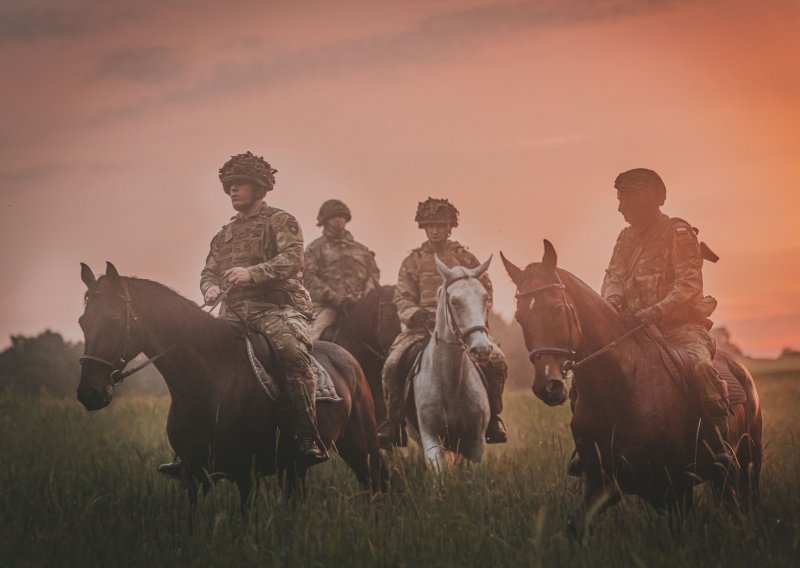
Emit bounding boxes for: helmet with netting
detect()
[415,197,459,228]
[317,199,352,226]
[218,151,278,194]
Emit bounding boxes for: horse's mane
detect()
[122,276,232,346]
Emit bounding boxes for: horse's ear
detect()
[105,262,121,286]
[434,254,455,281]
[80,263,96,289]
[500,251,523,284]
[542,240,557,272]
[470,255,492,278]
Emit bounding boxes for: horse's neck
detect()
[129,286,228,408]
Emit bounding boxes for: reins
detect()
[79,281,234,387]
[434,274,488,349]
[516,272,645,376]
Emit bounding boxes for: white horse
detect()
[407,255,493,470]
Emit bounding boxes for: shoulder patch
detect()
[287,219,300,236]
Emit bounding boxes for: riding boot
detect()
[158,456,183,478]
[284,374,329,466]
[484,357,508,444]
[377,357,408,449]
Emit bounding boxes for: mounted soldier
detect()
[305,199,381,340]
[376,198,508,449]
[569,167,732,475]
[160,151,328,476]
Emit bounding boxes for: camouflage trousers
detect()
[246,306,319,438]
[662,323,729,419]
[309,305,337,341]
[381,327,508,423]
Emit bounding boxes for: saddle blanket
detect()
[245,337,342,403]
[714,356,747,406]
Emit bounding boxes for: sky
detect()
[0,0,798,357]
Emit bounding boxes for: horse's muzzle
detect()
[77,385,112,410]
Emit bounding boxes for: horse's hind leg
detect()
[337,400,388,492]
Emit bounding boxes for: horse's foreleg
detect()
[420,429,446,473]
[567,473,621,540]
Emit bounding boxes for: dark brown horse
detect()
[320,285,401,424]
[76,263,385,507]
[501,241,762,532]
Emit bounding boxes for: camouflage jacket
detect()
[394,240,492,326]
[304,228,380,306]
[601,213,715,325]
[200,202,312,319]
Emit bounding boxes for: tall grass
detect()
[2,370,798,567]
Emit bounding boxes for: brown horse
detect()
[501,241,762,532]
[320,285,401,424]
[76,263,386,507]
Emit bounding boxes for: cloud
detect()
[92,46,187,83]
[0,5,87,44]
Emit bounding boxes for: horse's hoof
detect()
[158,459,184,479]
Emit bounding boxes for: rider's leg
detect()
[377,329,424,449]
[481,347,508,444]
[664,324,733,467]
[309,305,337,341]
[259,310,329,465]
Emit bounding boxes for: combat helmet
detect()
[218,151,278,194]
[614,168,666,205]
[415,197,459,228]
[317,199,352,226]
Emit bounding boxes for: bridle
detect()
[434,274,489,350]
[516,272,645,380]
[516,271,580,378]
[79,281,175,387]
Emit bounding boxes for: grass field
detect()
[2,364,799,567]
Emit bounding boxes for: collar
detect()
[230,201,268,221]
[323,227,354,242]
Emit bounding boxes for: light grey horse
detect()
[407,255,493,470]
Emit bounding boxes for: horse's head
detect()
[77,262,144,410]
[434,254,493,363]
[501,241,582,406]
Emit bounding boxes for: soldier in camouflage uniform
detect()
[377,198,509,449]
[568,168,732,476]
[305,199,380,340]
[161,152,328,475]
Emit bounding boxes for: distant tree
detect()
[0,331,82,396]
[488,311,531,390]
[0,330,168,398]
[778,347,800,359]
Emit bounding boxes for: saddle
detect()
[226,322,341,403]
[646,328,748,406]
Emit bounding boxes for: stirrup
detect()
[158,457,183,478]
[298,435,329,466]
[567,453,583,477]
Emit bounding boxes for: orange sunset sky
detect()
[1,0,798,357]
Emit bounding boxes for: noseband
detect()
[515,272,580,380]
[435,274,489,349]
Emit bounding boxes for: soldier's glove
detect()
[635,305,662,325]
[607,295,624,312]
[409,309,434,329]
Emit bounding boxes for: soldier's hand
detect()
[635,306,662,325]
[204,286,222,305]
[409,309,434,329]
[223,267,253,285]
